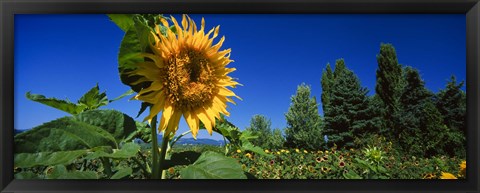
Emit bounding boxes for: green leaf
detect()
[14,117,118,153]
[240,142,273,158]
[47,165,98,179]
[109,89,135,102]
[111,167,133,179]
[239,130,259,142]
[133,18,154,52]
[85,142,140,159]
[118,27,151,93]
[26,92,86,115]
[118,27,145,71]
[107,14,135,32]
[134,121,151,143]
[14,149,88,168]
[73,110,137,143]
[180,151,247,179]
[77,84,109,110]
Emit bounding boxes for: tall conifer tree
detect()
[321,63,334,113]
[375,43,403,134]
[435,76,466,133]
[323,59,380,148]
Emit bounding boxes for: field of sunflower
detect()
[162,144,466,180]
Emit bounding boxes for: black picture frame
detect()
[1,0,479,192]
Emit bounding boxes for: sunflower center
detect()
[165,49,217,110]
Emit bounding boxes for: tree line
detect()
[246,43,466,158]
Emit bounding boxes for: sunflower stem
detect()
[158,133,170,179]
[150,115,160,179]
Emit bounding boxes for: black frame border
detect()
[1,0,479,193]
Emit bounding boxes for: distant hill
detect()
[14,129,24,135]
[174,137,225,146]
[132,135,225,146]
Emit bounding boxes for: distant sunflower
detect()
[459,160,466,177]
[440,172,457,179]
[129,14,240,138]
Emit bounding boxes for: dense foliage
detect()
[284,84,323,150]
[322,59,382,148]
[246,115,273,148]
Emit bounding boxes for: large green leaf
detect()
[117,15,157,93]
[73,110,137,143]
[14,149,89,168]
[107,14,135,32]
[26,92,86,115]
[46,165,98,179]
[14,117,118,153]
[118,27,150,93]
[77,83,109,110]
[118,26,144,71]
[85,142,140,159]
[180,151,247,179]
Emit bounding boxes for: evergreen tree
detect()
[323,59,380,148]
[420,102,449,157]
[321,63,334,113]
[435,76,467,157]
[246,114,272,148]
[394,67,446,157]
[435,76,466,133]
[285,83,323,150]
[375,43,404,133]
[370,94,388,134]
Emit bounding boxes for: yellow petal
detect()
[440,172,458,179]
[170,16,184,40]
[136,90,164,104]
[139,53,165,68]
[143,97,165,123]
[204,106,219,128]
[218,87,236,97]
[213,26,220,39]
[142,92,165,123]
[159,101,173,132]
[165,111,182,135]
[196,108,213,135]
[184,111,200,139]
[209,36,225,53]
[160,17,169,28]
[137,81,163,96]
[181,14,188,31]
[201,17,205,32]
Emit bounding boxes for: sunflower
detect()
[440,172,458,179]
[459,160,466,177]
[129,14,240,138]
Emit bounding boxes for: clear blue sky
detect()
[14,14,466,140]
